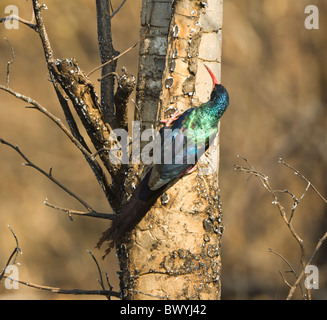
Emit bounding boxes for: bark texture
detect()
[118,0,224,300]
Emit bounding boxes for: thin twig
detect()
[0,85,92,158]
[32,0,54,63]
[0,226,22,283]
[87,250,111,300]
[279,158,327,205]
[0,83,118,207]
[88,41,138,78]
[286,232,327,300]
[44,200,114,220]
[110,0,128,18]
[0,15,37,31]
[268,248,304,297]
[236,155,327,300]
[1,275,120,298]
[30,1,118,206]
[0,139,93,212]
[278,270,292,288]
[88,29,148,78]
[235,156,308,298]
[4,38,15,88]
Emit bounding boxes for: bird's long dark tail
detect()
[97,170,164,256]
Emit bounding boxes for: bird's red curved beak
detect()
[204,65,219,89]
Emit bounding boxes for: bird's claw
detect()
[184,165,197,175]
[160,110,183,127]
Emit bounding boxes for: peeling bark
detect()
[118,0,224,300]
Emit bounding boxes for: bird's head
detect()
[205,65,229,107]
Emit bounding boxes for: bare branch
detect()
[0,226,22,283]
[89,30,148,79]
[279,158,327,205]
[88,39,139,78]
[236,156,327,300]
[1,275,120,298]
[87,250,115,300]
[4,38,15,88]
[0,15,37,31]
[268,248,305,297]
[0,139,94,212]
[0,84,92,157]
[49,58,123,208]
[278,270,292,288]
[0,228,120,299]
[53,84,92,153]
[286,232,327,300]
[44,200,114,220]
[0,82,118,207]
[24,1,119,207]
[32,0,54,63]
[110,0,128,19]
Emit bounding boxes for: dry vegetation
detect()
[0,0,326,299]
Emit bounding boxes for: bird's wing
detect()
[148,108,213,190]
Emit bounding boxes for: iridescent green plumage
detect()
[148,83,229,190]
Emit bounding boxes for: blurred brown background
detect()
[0,0,326,299]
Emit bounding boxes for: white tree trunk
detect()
[118,0,224,300]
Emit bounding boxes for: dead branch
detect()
[0,226,22,284]
[268,248,305,297]
[44,200,114,221]
[1,275,120,298]
[235,155,327,300]
[0,0,129,300]
[278,158,327,205]
[110,0,128,19]
[90,30,148,80]
[286,232,327,300]
[49,58,123,207]
[0,15,37,31]
[88,39,140,79]
[0,84,92,157]
[0,139,94,212]
[1,0,123,209]
[33,1,120,207]
[32,0,54,63]
[87,250,115,300]
[0,79,117,207]
[4,38,15,88]
[0,227,120,299]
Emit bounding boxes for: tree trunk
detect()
[118,0,224,300]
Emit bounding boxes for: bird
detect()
[97,65,230,255]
